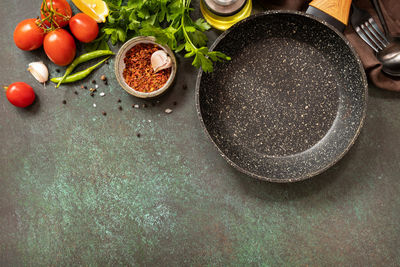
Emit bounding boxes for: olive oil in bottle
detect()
[200,0,252,31]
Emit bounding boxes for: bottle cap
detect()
[203,0,247,16]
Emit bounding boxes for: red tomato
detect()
[13,19,45,51]
[41,0,72,28]
[69,13,99,43]
[6,82,36,108]
[44,29,76,66]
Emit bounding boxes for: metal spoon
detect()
[377,42,400,77]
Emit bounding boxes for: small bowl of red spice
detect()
[115,36,177,98]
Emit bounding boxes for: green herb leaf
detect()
[98,39,110,51]
[194,18,211,31]
[127,0,143,9]
[104,0,122,8]
[101,0,230,72]
[175,43,185,52]
[188,30,208,47]
[137,6,150,19]
[117,28,126,42]
[184,26,196,32]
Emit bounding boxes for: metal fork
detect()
[350,4,389,53]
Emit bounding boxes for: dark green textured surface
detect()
[1,1,400,266]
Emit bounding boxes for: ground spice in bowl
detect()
[122,43,171,93]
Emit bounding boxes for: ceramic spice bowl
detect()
[114,36,177,98]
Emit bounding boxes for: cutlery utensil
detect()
[351,4,400,76]
[351,4,389,53]
[370,0,389,38]
[377,42,400,77]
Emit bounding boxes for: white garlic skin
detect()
[151,50,172,73]
[28,62,49,83]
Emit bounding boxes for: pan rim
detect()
[195,10,368,183]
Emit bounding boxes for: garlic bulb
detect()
[151,50,172,72]
[28,62,48,83]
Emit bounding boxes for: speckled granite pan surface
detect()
[196,11,368,182]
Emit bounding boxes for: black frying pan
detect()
[195,0,368,182]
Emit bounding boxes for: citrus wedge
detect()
[71,0,109,23]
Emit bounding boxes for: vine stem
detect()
[39,0,70,30]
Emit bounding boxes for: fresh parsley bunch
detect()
[88,0,230,72]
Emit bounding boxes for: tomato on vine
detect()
[44,29,76,66]
[40,0,72,28]
[13,19,45,51]
[69,13,99,43]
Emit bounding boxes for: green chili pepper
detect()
[51,57,111,84]
[56,50,114,87]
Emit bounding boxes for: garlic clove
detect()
[28,62,49,83]
[151,50,172,73]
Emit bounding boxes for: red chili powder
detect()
[123,43,171,93]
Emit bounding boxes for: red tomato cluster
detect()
[9,0,99,108]
[13,0,99,66]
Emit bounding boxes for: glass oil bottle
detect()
[200,0,252,31]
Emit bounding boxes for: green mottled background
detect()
[1,0,399,266]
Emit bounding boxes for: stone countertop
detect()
[0,0,399,265]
